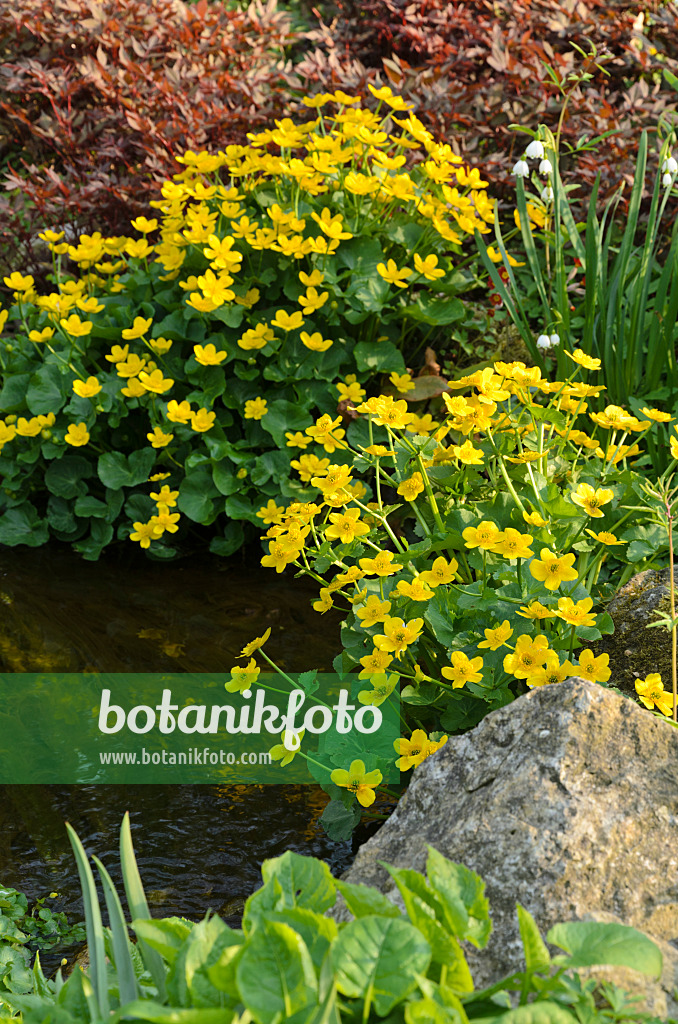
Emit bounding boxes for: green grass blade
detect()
[66,823,110,1022]
[120,813,167,998]
[93,856,140,1006]
[514,177,550,320]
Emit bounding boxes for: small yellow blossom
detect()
[635,673,673,716]
[478,621,513,650]
[225,658,260,694]
[330,759,382,807]
[72,376,102,398]
[65,422,90,447]
[442,652,483,688]
[147,427,174,448]
[244,397,268,420]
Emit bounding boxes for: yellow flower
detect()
[325,508,370,544]
[452,440,484,465]
[239,323,275,350]
[526,654,574,688]
[358,673,399,707]
[105,344,129,363]
[4,272,34,292]
[396,578,434,602]
[377,259,412,288]
[300,330,333,352]
[150,509,180,535]
[413,253,445,281]
[556,597,597,628]
[60,314,93,337]
[442,651,483,688]
[359,550,404,576]
[269,729,306,767]
[29,327,55,343]
[576,649,611,683]
[418,556,458,587]
[244,397,268,420]
[130,216,158,234]
[394,729,447,771]
[147,427,174,448]
[390,371,415,393]
[305,414,346,453]
[225,658,260,694]
[240,627,272,657]
[570,482,614,518]
[564,349,602,371]
[355,595,392,628]
[65,422,90,447]
[166,400,193,423]
[492,528,534,560]
[299,287,329,315]
[121,377,146,398]
[503,634,551,679]
[397,472,425,501]
[523,509,548,528]
[585,529,624,546]
[149,336,173,355]
[330,759,382,807]
[150,485,179,507]
[129,520,162,548]
[284,431,310,448]
[337,377,366,404]
[72,376,102,398]
[122,316,153,340]
[478,620,513,650]
[640,407,671,423]
[635,673,673,716]
[257,499,285,525]
[529,549,578,590]
[139,369,173,395]
[517,600,557,620]
[373,616,424,657]
[191,408,216,432]
[312,588,334,614]
[194,343,227,366]
[463,520,504,550]
[15,416,40,437]
[271,309,305,331]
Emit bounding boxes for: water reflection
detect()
[0,546,373,959]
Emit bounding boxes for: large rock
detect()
[594,567,678,698]
[336,678,678,1017]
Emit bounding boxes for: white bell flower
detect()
[541,185,554,201]
[536,334,551,350]
[512,159,530,177]
[549,333,560,347]
[662,155,677,174]
[525,140,545,159]
[539,158,553,175]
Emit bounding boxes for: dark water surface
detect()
[0,545,375,960]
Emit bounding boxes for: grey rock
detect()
[594,567,678,698]
[334,678,678,1017]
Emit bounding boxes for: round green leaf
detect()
[236,920,318,1024]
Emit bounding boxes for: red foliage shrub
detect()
[287,0,678,204]
[0,0,301,274]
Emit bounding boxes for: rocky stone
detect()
[334,678,678,1017]
[594,567,678,698]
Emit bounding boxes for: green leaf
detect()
[403,296,465,326]
[236,919,318,1024]
[425,848,492,949]
[354,340,404,374]
[333,880,401,920]
[27,363,68,415]
[0,504,49,547]
[45,456,92,498]
[261,851,336,914]
[98,450,155,489]
[547,921,662,976]
[120,813,167,999]
[265,908,337,968]
[110,1002,233,1024]
[516,905,550,973]
[177,469,218,523]
[318,799,361,842]
[0,373,30,413]
[132,919,193,965]
[260,400,312,447]
[331,915,431,1016]
[489,1004,577,1023]
[72,520,114,560]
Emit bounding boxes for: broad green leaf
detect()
[261,851,336,914]
[265,908,337,968]
[27,363,68,415]
[241,876,285,935]
[330,915,431,1016]
[333,879,401,920]
[516,905,550,973]
[0,503,49,547]
[45,456,92,498]
[132,919,194,965]
[318,799,361,842]
[167,916,236,1008]
[547,921,662,977]
[111,1001,234,1024]
[236,919,318,1024]
[425,848,492,949]
[98,450,155,489]
[405,997,460,1024]
[260,400,312,447]
[354,340,403,374]
[177,469,218,523]
[491,1004,577,1023]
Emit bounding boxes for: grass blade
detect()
[93,855,140,1006]
[66,822,110,1022]
[120,813,167,998]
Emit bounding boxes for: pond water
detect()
[0,545,385,963]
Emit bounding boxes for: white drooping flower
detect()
[525,140,545,160]
[536,334,551,350]
[662,155,677,174]
[541,185,554,201]
[512,159,530,178]
[549,333,560,348]
[539,158,553,175]
[663,172,674,188]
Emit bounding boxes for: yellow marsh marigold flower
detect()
[121,377,146,398]
[517,600,557,620]
[312,588,333,614]
[299,287,329,315]
[359,550,404,577]
[390,371,415,394]
[442,652,483,688]
[576,649,611,683]
[257,499,285,525]
[239,323,275,350]
[452,440,484,465]
[556,597,597,628]
[337,377,366,404]
[413,253,445,281]
[635,673,673,716]
[305,414,346,452]
[150,485,179,507]
[397,472,425,501]
[76,296,104,314]
[72,376,102,398]
[194,343,227,366]
[355,595,392,628]
[564,349,602,371]
[570,482,614,517]
[4,272,34,292]
[116,353,147,378]
[271,309,305,331]
[331,759,382,807]
[244,397,268,420]
[396,578,434,602]
[191,408,216,432]
[139,369,173,395]
[325,508,370,544]
[240,627,271,657]
[419,556,458,587]
[463,520,504,551]
[129,520,162,548]
[374,617,424,657]
[358,673,399,708]
[0,422,17,447]
[394,729,447,771]
[359,648,394,678]
[147,427,173,449]
[131,216,158,234]
[523,509,549,528]
[585,529,624,546]
[65,422,90,447]
[269,729,306,767]
[261,540,301,573]
[529,549,578,590]
[167,400,193,424]
[526,654,575,688]
[16,416,42,437]
[589,405,637,431]
[478,620,513,650]
[492,528,534,560]
[358,395,414,430]
[313,463,352,494]
[640,407,671,423]
[285,431,310,448]
[503,634,551,679]
[122,316,153,340]
[105,344,129,363]
[60,314,93,337]
[29,327,55,343]
[225,658,260,694]
[150,509,180,535]
[300,331,333,352]
[377,259,412,288]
